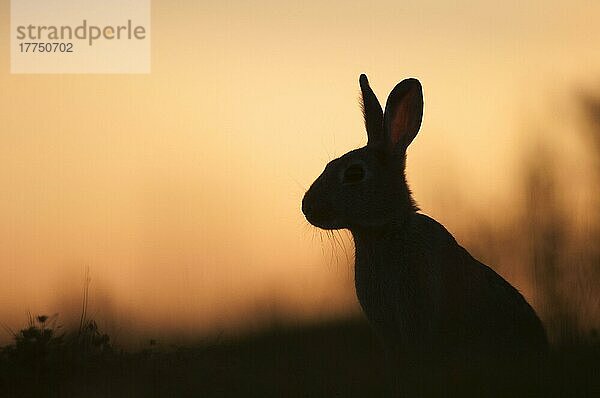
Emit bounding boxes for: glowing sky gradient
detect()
[1,0,599,343]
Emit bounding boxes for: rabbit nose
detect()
[303,194,333,221]
[301,194,313,216]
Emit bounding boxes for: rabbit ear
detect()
[384,78,423,152]
[359,74,384,148]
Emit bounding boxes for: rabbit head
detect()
[302,74,423,231]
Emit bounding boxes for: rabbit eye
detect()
[343,164,365,184]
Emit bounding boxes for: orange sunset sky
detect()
[1,0,600,344]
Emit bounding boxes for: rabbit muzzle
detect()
[302,192,343,230]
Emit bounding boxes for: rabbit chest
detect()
[353,222,446,351]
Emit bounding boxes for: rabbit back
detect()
[353,213,548,361]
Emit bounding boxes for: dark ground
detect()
[1,316,599,397]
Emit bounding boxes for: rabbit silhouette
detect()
[302,75,548,376]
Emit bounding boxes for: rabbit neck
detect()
[350,212,417,294]
[350,210,413,244]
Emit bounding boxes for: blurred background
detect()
[1,0,599,347]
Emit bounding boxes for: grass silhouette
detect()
[1,312,599,397]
